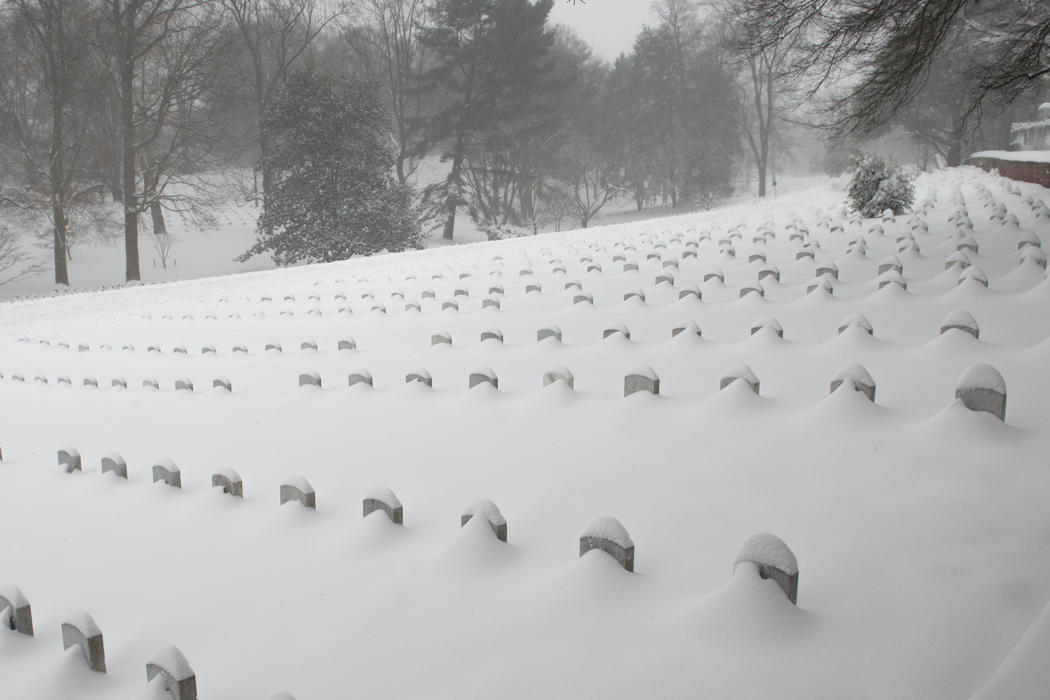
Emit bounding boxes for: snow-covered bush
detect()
[847,152,915,218]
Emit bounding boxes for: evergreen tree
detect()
[414,0,558,239]
[238,69,423,264]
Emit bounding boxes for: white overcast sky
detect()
[548,0,659,62]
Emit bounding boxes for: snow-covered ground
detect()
[1,167,1050,698]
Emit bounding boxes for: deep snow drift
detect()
[1,168,1050,698]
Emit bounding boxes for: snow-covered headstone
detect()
[211,468,243,497]
[944,250,972,270]
[1020,248,1047,269]
[624,366,659,397]
[757,265,780,282]
[280,476,316,509]
[678,286,701,300]
[739,282,764,298]
[750,316,783,338]
[956,235,979,254]
[298,371,321,388]
[542,367,574,389]
[830,364,876,402]
[815,261,838,279]
[111,377,127,389]
[603,322,631,340]
[348,371,373,388]
[0,584,33,635]
[83,377,98,387]
[878,255,903,275]
[580,516,634,572]
[338,339,357,351]
[300,340,318,351]
[431,332,452,347]
[940,310,979,338]
[720,366,759,394]
[101,453,127,479]
[146,644,197,700]
[837,313,873,336]
[733,533,799,604]
[61,610,106,672]
[461,499,507,542]
[537,325,562,342]
[175,378,194,391]
[405,370,432,387]
[806,277,834,295]
[363,486,403,524]
[58,447,81,473]
[480,329,503,343]
[957,265,988,287]
[152,460,182,489]
[469,368,498,390]
[671,321,701,338]
[1018,231,1041,250]
[877,270,907,290]
[955,363,1006,421]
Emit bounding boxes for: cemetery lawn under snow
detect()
[2,167,1050,698]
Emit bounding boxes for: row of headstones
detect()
[35,339,361,355]
[3,375,232,392]
[0,527,801,699]
[0,591,281,700]
[4,310,987,391]
[0,595,200,699]
[13,308,984,379]
[164,208,1021,316]
[296,358,1007,417]
[422,308,985,347]
[161,235,1040,325]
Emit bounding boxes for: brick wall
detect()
[965,157,1050,188]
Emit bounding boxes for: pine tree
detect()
[413,0,558,239]
[238,69,423,265]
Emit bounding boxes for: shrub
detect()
[847,152,915,218]
[238,69,424,265]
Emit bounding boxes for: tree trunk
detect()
[757,161,767,198]
[52,207,70,285]
[150,199,167,235]
[259,129,273,220]
[120,7,139,282]
[50,92,69,286]
[443,142,464,241]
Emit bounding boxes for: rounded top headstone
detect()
[582,516,633,549]
[732,533,798,575]
[957,363,1005,394]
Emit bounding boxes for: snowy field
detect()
[2,167,1050,698]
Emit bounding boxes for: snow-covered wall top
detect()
[969,151,1050,164]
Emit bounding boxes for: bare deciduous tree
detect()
[345,0,427,184]
[735,0,1050,138]
[221,0,339,224]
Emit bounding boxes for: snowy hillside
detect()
[2,167,1050,698]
